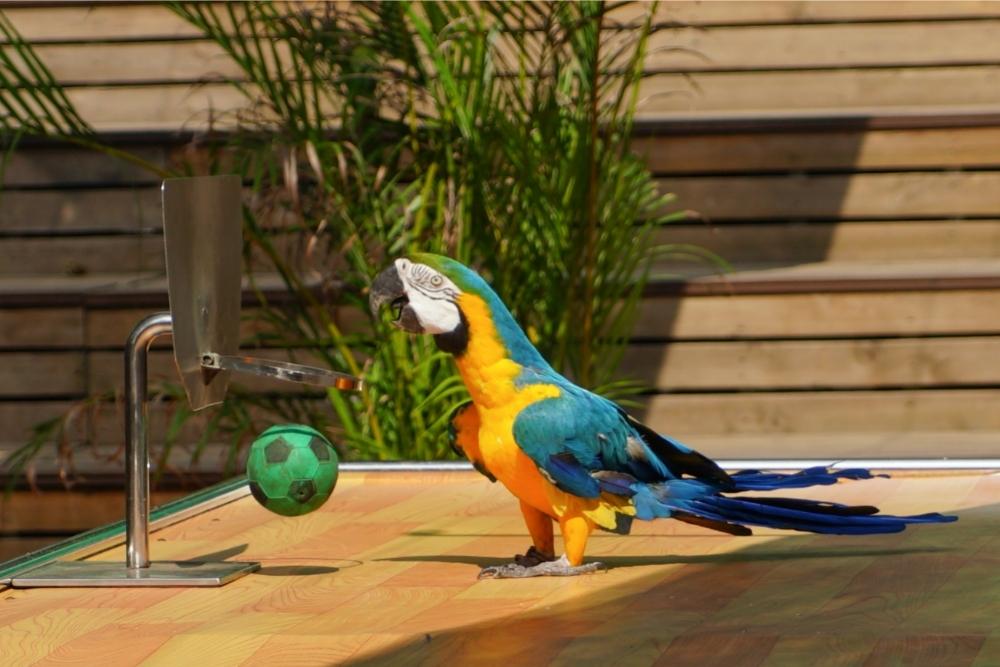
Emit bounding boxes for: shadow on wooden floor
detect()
[355,503,997,666]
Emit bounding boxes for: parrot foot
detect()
[513,546,556,567]
[478,554,605,579]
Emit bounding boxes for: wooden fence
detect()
[2,1,1000,477]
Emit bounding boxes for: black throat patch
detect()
[434,309,469,356]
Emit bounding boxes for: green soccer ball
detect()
[246,424,339,517]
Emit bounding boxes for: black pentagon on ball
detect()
[248,480,269,505]
[265,437,292,463]
[288,479,317,503]
[308,436,331,461]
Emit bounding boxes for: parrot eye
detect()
[430,275,443,287]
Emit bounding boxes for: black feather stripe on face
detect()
[434,309,469,355]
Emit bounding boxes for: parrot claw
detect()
[478,555,606,579]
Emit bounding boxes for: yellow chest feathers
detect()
[452,294,558,483]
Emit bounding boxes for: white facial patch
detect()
[396,258,462,334]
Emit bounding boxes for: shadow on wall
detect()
[351,502,994,666]
[625,121,866,439]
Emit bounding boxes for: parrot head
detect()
[368,254,480,354]
[369,253,550,366]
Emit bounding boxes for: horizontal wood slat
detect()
[0,4,205,42]
[7,170,1000,241]
[6,389,1000,459]
[5,279,1000,349]
[0,308,82,349]
[634,126,1000,173]
[0,188,160,233]
[648,20,1000,71]
[621,337,1000,391]
[28,40,241,85]
[663,172,1000,221]
[640,68,1000,117]
[6,2,1000,44]
[46,74,1000,133]
[2,333,981,398]
[642,388,1000,436]
[636,289,1000,340]
[0,236,162,276]
[1,146,164,188]
[0,352,82,397]
[6,2,1000,40]
[12,334,996,399]
[0,490,185,533]
[655,221,1000,264]
[18,20,1000,86]
[0,401,78,442]
[653,1,1000,26]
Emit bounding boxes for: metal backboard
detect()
[162,175,242,410]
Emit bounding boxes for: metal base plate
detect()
[10,560,260,588]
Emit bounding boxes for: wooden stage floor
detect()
[0,470,997,666]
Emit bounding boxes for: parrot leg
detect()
[478,513,605,579]
[518,500,555,561]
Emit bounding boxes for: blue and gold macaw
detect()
[370,254,956,578]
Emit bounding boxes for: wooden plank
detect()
[0,401,79,442]
[642,388,1000,436]
[0,308,82,349]
[0,352,82,397]
[84,304,366,349]
[0,187,160,233]
[634,126,1000,173]
[45,67,1000,132]
[5,2,1000,44]
[620,337,1000,391]
[87,309,259,350]
[19,19,1000,85]
[648,20,1000,72]
[0,236,163,276]
[1,4,204,42]
[0,490,184,533]
[662,172,1000,220]
[654,221,1000,264]
[636,67,1000,116]
[63,83,248,133]
[0,537,60,564]
[652,258,1000,293]
[649,1,1000,26]
[2,146,165,188]
[27,41,242,85]
[636,289,1000,339]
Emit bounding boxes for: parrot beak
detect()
[369,264,424,333]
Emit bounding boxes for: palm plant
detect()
[2,1,690,471]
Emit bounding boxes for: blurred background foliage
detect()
[1,1,695,470]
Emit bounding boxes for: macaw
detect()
[369,254,957,578]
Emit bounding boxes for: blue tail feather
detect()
[729,467,883,491]
[626,466,958,536]
[685,495,955,535]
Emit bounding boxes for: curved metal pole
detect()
[125,312,173,569]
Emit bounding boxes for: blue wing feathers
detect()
[545,452,601,498]
[509,378,957,537]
